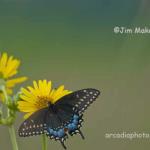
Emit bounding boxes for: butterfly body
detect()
[19,88,100,149]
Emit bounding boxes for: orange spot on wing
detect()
[64,128,68,132]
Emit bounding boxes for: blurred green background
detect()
[0,0,150,149]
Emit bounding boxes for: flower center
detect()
[36,96,52,109]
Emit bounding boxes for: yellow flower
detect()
[0,52,27,99]
[18,80,72,119]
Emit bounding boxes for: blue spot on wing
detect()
[48,128,65,138]
[58,129,65,137]
[73,114,79,120]
[48,128,54,134]
[66,114,79,131]
[73,119,78,124]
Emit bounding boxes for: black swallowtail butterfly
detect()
[18,88,100,149]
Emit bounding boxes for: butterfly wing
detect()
[54,88,100,114]
[18,108,48,137]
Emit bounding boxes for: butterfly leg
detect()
[78,129,85,139]
[60,139,67,150]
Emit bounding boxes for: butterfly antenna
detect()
[78,129,85,139]
[60,140,67,150]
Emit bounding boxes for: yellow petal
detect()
[4,59,20,78]
[18,101,37,111]
[33,80,39,90]
[21,88,36,99]
[6,77,27,88]
[24,112,35,119]
[0,53,8,72]
[5,60,20,78]
[52,85,64,100]
[20,95,37,103]
[38,80,44,96]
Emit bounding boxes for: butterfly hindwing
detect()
[56,105,83,137]
[45,105,81,142]
[45,107,68,141]
[45,105,83,144]
[18,108,48,137]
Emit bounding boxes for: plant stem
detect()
[2,85,9,105]
[2,86,19,150]
[8,125,19,150]
[42,134,47,150]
